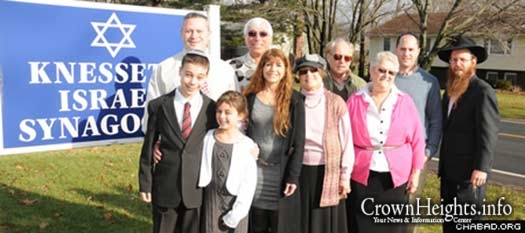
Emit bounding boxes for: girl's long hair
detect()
[242,48,292,137]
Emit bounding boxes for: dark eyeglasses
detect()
[377,67,397,76]
[333,54,352,62]
[297,67,319,76]
[248,31,268,38]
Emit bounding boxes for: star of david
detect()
[90,12,136,58]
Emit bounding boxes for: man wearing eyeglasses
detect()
[438,35,499,233]
[142,12,237,133]
[323,37,367,100]
[393,32,442,233]
[227,17,273,91]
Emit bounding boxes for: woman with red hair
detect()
[243,48,305,233]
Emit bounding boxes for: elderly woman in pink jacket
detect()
[346,51,425,233]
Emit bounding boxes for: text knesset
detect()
[19,61,157,142]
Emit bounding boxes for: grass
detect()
[496,91,525,120]
[0,144,524,233]
[0,143,150,233]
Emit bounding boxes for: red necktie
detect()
[181,102,192,139]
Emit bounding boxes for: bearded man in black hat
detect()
[437,35,499,232]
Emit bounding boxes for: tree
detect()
[343,0,393,77]
[408,0,525,70]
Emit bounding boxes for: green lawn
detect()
[438,91,525,120]
[497,91,525,120]
[0,144,150,233]
[0,144,524,233]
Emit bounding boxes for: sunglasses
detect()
[248,31,268,38]
[297,67,319,76]
[377,67,397,76]
[333,54,352,62]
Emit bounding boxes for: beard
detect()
[446,64,476,100]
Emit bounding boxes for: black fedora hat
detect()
[438,35,488,64]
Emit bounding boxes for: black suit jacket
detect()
[139,89,217,208]
[439,76,499,182]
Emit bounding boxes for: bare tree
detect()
[409,0,525,70]
[339,0,394,77]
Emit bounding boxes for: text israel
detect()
[19,61,157,142]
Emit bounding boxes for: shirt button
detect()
[380,131,383,134]
[380,120,384,123]
[378,151,382,154]
[382,108,386,111]
[380,141,384,144]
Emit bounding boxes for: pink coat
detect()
[347,91,425,188]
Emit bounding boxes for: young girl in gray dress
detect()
[198,91,258,233]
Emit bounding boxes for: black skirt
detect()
[348,171,408,233]
[300,165,348,233]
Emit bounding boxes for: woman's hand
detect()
[406,170,421,194]
[283,183,297,197]
[339,181,351,199]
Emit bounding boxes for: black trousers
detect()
[152,203,200,233]
[440,178,487,233]
[348,171,408,233]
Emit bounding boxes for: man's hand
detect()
[283,183,297,197]
[153,140,162,164]
[470,169,487,188]
[140,192,152,203]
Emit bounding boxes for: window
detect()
[504,72,517,85]
[486,71,499,86]
[484,38,512,55]
[383,38,391,51]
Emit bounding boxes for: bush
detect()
[495,79,513,91]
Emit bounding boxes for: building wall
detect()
[432,35,525,72]
[368,35,525,88]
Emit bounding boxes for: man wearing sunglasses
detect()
[323,38,367,101]
[227,17,273,91]
[393,32,442,233]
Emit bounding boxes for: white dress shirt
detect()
[361,84,401,172]
[174,88,203,129]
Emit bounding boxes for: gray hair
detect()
[324,37,354,57]
[183,12,208,22]
[182,12,209,31]
[243,17,273,37]
[370,51,399,68]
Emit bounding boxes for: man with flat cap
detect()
[437,35,499,232]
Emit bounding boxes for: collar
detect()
[242,53,257,69]
[398,65,419,76]
[175,88,202,105]
[356,83,403,98]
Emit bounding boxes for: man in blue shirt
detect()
[394,32,442,233]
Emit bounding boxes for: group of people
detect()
[138,11,500,233]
